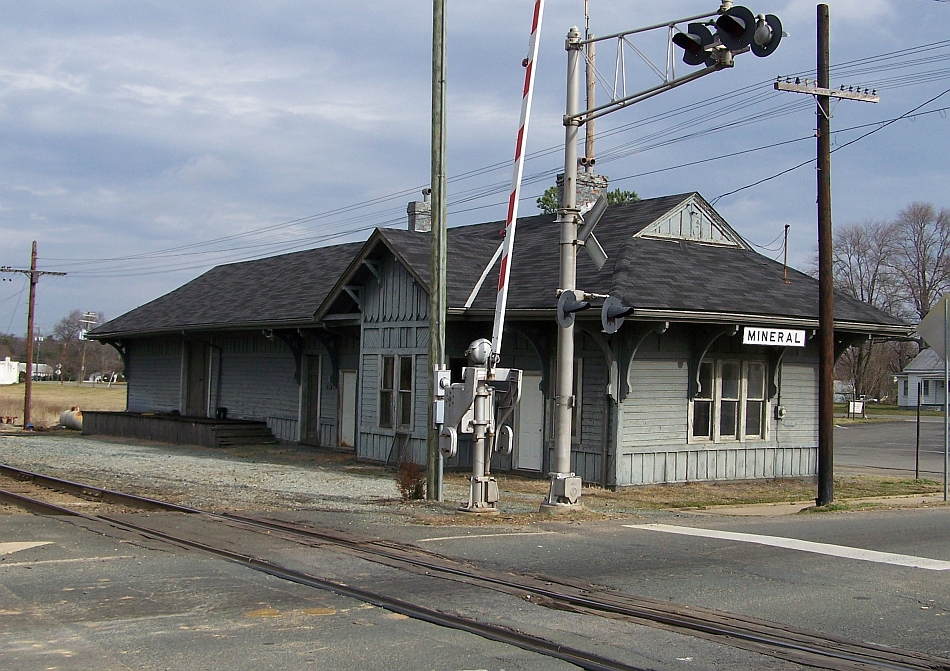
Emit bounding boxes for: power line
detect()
[712,86,950,205]
[35,39,950,277]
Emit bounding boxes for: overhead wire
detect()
[711,85,950,205]
[37,39,950,278]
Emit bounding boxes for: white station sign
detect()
[743,327,806,347]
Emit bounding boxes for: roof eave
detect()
[89,317,328,341]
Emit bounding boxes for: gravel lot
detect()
[0,429,473,516]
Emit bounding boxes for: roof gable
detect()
[901,348,945,374]
[635,194,748,249]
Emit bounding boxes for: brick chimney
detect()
[407,188,432,233]
[556,172,608,211]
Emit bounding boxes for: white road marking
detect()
[1,555,133,568]
[623,524,950,571]
[418,531,555,543]
[0,541,51,555]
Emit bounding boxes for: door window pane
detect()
[745,362,766,438]
[399,357,413,427]
[719,362,739,439]
[693,401,712,438]
[379,356,394,428]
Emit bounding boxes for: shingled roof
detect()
[92,242,364,338]
[92,192,909,340]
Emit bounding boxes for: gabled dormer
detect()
[635,194,750,250]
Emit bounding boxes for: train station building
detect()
[89,192,910,487]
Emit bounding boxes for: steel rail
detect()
[3,463,949,671]
[0,482,648,671]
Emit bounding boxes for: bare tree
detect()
[830,220,907,398]
[833,219,899,312]
[889,202,950,321]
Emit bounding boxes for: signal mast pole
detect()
[543,2,785,512]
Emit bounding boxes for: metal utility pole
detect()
[544,25,585,513]
[584,0,595,172]
[427,0,448,501]
[0,241,66,427]
[774,4,878,506]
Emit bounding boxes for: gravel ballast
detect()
[0,430,461,514]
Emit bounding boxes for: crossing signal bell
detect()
[601,296,634,334]
[557,290,591,328]
[673,6,782,65]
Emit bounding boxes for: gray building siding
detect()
[214,334,300,442]
[615,329,819,486]
[357,257,429,464]
[126,339,183,412]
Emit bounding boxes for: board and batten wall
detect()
[127,338,184,412]
[357,256,430,465]
[616,328,819,486]
[126,332,338,444]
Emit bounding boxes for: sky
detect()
[1,0,949,337]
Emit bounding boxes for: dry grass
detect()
[0,381,127,428]
[442,470,942,515]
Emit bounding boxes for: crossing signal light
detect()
[557,290,591,328]
[671,23,715,67]
[601,296,633,334]
[715,5,755,50]
[673,7,783,66]
[751,14,782,57]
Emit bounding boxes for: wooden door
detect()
[514,373,544,471]
[305,356,322,444]
[185,343,209,417]
[338,370,358,449]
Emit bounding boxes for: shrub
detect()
[395,458,426,501]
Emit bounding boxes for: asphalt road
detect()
[835,417,950,478]
[386,506,950,660]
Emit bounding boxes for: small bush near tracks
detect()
[395,458,426,501]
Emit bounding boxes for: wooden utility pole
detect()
[815,3,834,506]
[0,241,66,427]
[427,0,448,501]
[773,4,877,506]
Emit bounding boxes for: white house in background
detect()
[0,357,17,385]
[896,348,947,408]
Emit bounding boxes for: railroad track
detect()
[2,463,948,671]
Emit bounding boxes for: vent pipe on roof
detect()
[408,188,432,233]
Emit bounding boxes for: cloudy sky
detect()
[1,0,948,336]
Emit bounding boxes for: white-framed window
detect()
[924,379,931,397]
[903,380,908,396]
[691,359,767,442]
[379,355,413,429]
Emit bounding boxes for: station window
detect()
[691,360,767,442]
[379,355,413,429]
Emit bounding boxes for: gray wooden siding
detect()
[363,257,428,323]
[356,253,430,465]
[217,352,300,442]
[127,350,182,412]
[622,358,688,448]
[772,360,819,448]
[614,332,819,486]
[620,446,816,485]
